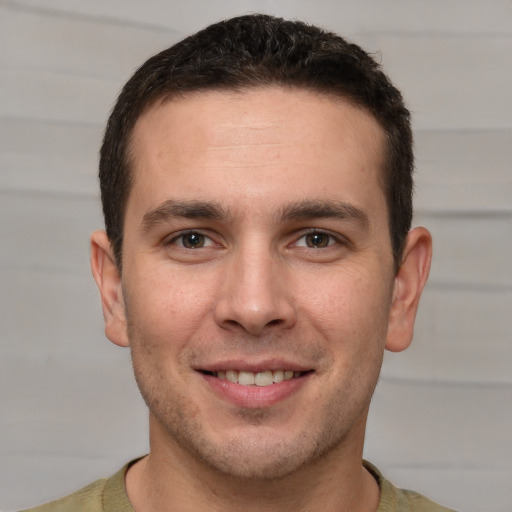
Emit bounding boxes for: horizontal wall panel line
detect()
[384,462,512,471]
[4,0,178,34]
[415,127,512,134]
[426,280,512,292]
[380,375,512,390]
[0,115,107,129]
[0,188,98,200]
[356,30,512,39]
[415,209,512,218]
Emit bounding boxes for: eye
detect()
[295,231,338,249]
[170,231,215,249]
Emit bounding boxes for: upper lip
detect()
[195,358,313,373]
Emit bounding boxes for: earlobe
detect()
[385,227,432,353]
[90,230,130,347]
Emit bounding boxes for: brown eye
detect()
[305,232,331,248]
[181,232,206,249]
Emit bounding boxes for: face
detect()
[92,87,429,480]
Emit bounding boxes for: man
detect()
[23,14,455,512]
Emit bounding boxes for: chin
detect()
[166,418,345,482]
[193,440,315,481]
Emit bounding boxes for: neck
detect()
[126,417,380,512]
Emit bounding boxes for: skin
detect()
[91,87,432,512]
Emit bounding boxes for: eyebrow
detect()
[140,199,228,233]
[277,200,369,228]
[140,198,369,233]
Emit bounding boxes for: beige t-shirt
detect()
[21,460,456,512]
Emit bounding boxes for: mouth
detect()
[199,369,310,387]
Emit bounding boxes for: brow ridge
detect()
[140,198,369,233]
[277,200,369,228]
[140,199,228,233]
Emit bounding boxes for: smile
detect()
[198,367,313,407]
[205,370,305,387]
[214,370,304,387]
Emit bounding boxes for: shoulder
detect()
[19,478,108,512]
[364,461,458,512]
[19,461,135,512]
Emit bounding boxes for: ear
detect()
[90,230,129,347]
[385,227,432,353]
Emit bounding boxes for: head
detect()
[91,14,431,482]
[99,14,413,272]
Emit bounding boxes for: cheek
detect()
[123,266,215,352]
[296,266,393,346]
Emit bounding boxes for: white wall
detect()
[1,1,511,510]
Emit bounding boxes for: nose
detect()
[214,247,297,337]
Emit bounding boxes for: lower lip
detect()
[200,373,311,408]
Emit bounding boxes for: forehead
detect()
[127,87,387,223]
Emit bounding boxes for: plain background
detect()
[1,1,511,510]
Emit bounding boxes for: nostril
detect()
[223,319,243,329]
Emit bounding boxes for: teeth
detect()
[272,370,284,383]
[226,370,238,383]
[238,371,255,385]
[254,371,273,386]
[214,369,302,386]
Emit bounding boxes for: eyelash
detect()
[165,228,345,251]
[166,230,217,249]
[294,229,345,249]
